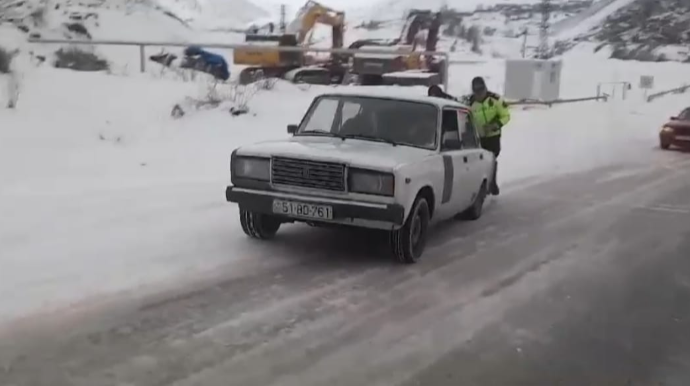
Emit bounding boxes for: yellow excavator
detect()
[234,0,346,85]
[348,10,445,86]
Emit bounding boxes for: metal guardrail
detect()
[646,84,690,103]
[27,38,451,91]
[507,94,608,107]
[596,81,631,100]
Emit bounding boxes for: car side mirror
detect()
[287,124,298,134]
[442,138,462,150]
[670,116,679,120]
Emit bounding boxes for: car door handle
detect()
[480,153,483,160]
[463,156,468,163]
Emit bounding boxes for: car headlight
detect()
[349,168,395,196]
[661,126,674,133]
[233,156,270,181]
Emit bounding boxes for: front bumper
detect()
[661,131,690,147]
[225,186,406,226]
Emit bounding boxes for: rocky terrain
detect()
[593,0,690,61]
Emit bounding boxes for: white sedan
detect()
[225,90,495,263]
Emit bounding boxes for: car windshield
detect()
[678,108,690,120]
[297,96,439,150]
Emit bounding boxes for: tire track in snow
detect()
[3,161,690,386]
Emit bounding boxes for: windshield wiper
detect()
[340,133,398,146]
[298,130,336,136]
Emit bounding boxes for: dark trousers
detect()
[480,135,501,192]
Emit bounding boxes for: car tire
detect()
[660,141,670,150]
[390,197,430,264]
[239,210,281,239]
[458,181,487,221]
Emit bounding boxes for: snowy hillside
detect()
[0,0,252,76]
[345,0,594,59]
[349,0,690,61]
[0,0,267,41]
[552,0,690,61]
[0,0,195,44]
[589,0,690,61]
[367,0,542,16]
[158,0,269,30]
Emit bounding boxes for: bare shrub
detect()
[5,73,20,108]
[0,46,20,109]
[552,40,575,56]
[0,46,13,74]
[610,44,630,60]
[257,77,278,90]
[171,81,261,118]
[64,22,92,39]
[29,6,46,27]
[54,47,109,71]
[358,20,383,30]
[466,25,482,53]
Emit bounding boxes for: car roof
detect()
[317,90,470,110]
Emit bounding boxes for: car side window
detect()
[460,112,479,149]
[441,109,461,151]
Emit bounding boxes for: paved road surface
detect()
[2,152,690,386]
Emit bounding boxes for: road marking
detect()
[634,204,690,215]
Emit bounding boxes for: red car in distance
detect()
[660,107,690,150]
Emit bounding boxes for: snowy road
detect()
[2,151,690,386]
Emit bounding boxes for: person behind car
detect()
[468,76,510,196]
[340,107,376,136]
[427,85,458,101]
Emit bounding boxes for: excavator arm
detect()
[289,1,345,48]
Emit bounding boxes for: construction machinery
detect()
[348,10,445,86]
[234,0,347,85]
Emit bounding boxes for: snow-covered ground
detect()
[2,53,689,326]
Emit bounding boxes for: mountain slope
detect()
[595,0,690,57]
[553,0,637,39]
[157,0,269,30]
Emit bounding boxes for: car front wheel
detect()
[239,210,281,239]
[390,197,430,264]
[660,140,671,150]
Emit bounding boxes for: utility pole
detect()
[536,0,551,59]
[279,4,286,33]
[520,28,528,58]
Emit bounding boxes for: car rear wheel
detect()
[457,181,487,221]
[239,210,281,239]
[390,197,430,264]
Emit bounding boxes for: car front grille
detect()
[271,157,346,192]
[673,126,690,136]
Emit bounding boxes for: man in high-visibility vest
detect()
[468,76,510,196]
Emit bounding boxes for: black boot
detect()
[490,159,499,195]
[490,183,500,196]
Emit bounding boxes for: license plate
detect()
[272,199,333,220]
[676,135,690,141]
